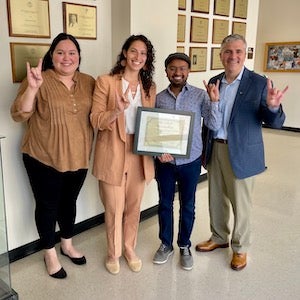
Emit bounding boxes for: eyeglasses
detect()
[167,66,189,72]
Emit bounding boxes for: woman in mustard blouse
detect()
[11,33,95,279]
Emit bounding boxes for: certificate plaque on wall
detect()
[232,21,246,37]
[211,47,223,70]
[191,0,210,13]
[63,2,97,39]
[233,0,248,19]
[10,43,50,83]
[7,0,50,37]
[212,19,229,44]
[177,46,185,53]
[214,0,230,17]
[178,0,186,10]
[190,17,209,43]
[177,15,186,42]
[189,47,207,72]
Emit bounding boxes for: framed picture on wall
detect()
[177,14,186,42]
[211,47,223,70]
[189,47,207,72]
[10,42,50,83]
[214,0,230,17]
[178,0,186,10]
[212,19,229,44]
[7,0,50,37]
[232,21,246,37]
[233,0,248,19]
[63,2,97,39]
[192,0,210,13]
[190,17,209,43]
[264,42,300,72]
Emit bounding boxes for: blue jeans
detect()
[155,157,201,248]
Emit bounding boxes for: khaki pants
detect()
[207,142,255,253]
[99,134,146,259]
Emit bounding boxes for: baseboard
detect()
[8,173,207,263]
[263,124,300,133]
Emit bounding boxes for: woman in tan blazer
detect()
[90,35,156,274]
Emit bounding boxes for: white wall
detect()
[0,0,261,251]
[254,0,300,128]
[0,0,111,250]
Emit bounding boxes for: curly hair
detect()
[42,33,81,71]
[110,34,155,97]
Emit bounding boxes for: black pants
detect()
[23,154,87,249]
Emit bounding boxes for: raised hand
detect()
[27,58,43,89]
[203,79,220,102]
[115,85,130,114]
[267,78,288,108]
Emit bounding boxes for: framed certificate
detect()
[190,47,207,72]
[63,2,97,39]
[212,19,229,44]
[177,46,185,53]
[192,0,210,13]
[233,0,248,19]
[232,21,246,37]
[7,0,50,37]
[214,0,230,16]
[133,107,195,158]
[177,15,186,42]
[190,17,209,43]
[211,47,223,70]
[10,42,50,83]
[178,0,186,10]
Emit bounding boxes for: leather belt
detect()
[214,138,228,144]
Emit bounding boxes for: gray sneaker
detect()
[153,243,174,264]
[180,247,193,270]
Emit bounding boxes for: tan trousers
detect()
[207,141,255,253]
[99,134,146,259]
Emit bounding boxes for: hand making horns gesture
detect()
[203,79,220,102]
[26,58,43,89]
[267,78,288,109]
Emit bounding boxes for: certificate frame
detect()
[7,0,51,38]
[189,47,207,72]
[214,0,230,17]
[10,42,50,83]
[233,0,248,19]
[133,107,195,158]
[190,17,209,43]
[177,46,185,53]
[211,47,223,70]
[178,0,186,10]
[232,21,246,37]
[177,14,186,42]
[263,42,300,72]
[212,19,229,44]
[191,0,210,13]
[63,2,97,40]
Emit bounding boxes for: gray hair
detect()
[220,34,247,52]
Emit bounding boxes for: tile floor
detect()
[10,128,300,300]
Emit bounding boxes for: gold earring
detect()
[121,59,126,67]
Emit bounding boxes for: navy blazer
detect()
[203,68,285,179]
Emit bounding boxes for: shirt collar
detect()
[222,66,245,84]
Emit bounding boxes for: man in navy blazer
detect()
[195,34,288,271]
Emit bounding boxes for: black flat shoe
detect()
[44,259,67,279]
[60,248,87,265]
[50,267,67,279]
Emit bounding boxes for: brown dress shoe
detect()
[231,253,247,271]
[195,239,229,252]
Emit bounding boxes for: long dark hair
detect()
[110,34,155,97]
[42,33,81,71]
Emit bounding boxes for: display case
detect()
[0,137,18,299]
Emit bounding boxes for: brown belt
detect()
[214,138,228,144]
